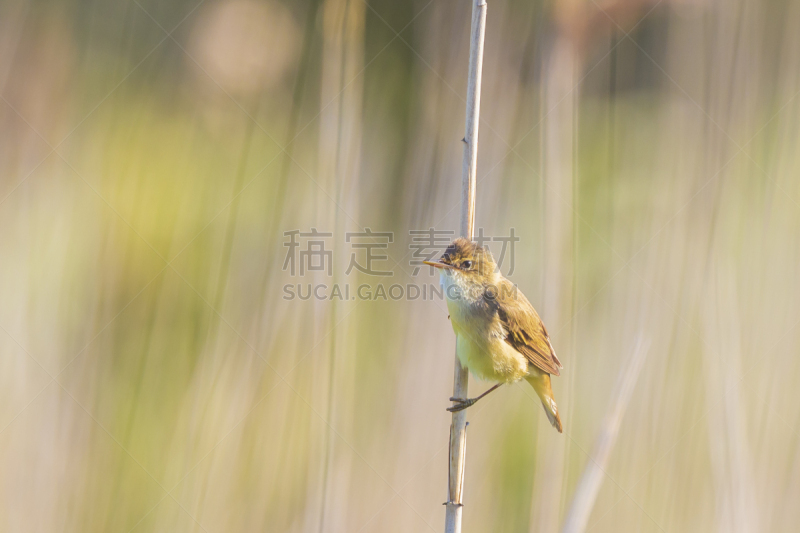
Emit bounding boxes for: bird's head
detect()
[423,238,498,286]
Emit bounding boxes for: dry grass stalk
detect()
[561,337,650,533]
[445,1,487,532]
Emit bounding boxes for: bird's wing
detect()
[490,280,562,376]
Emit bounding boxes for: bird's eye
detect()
[462,261,473,270]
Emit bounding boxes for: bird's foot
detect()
[447,397,477,412]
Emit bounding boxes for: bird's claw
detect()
[447,398,476,412]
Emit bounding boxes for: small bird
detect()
[425,238,563,432]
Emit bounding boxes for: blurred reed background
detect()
[1,0,799,531]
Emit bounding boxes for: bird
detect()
[424,238,563,432]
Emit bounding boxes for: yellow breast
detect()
[444,287,529,384]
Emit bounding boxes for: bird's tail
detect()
[525,373,563,433]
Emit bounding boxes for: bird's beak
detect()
[423,260,455,270]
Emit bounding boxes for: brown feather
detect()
[434,238,564,432]
[440,238,561,376]
[489,278,561,376]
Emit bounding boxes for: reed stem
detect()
[444,1,487,532]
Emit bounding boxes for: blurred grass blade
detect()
[562,336,650,533]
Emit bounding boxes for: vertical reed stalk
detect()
[444,1,487,532]
[561,337,650,533]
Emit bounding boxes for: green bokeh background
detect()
[1,0,799,532]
